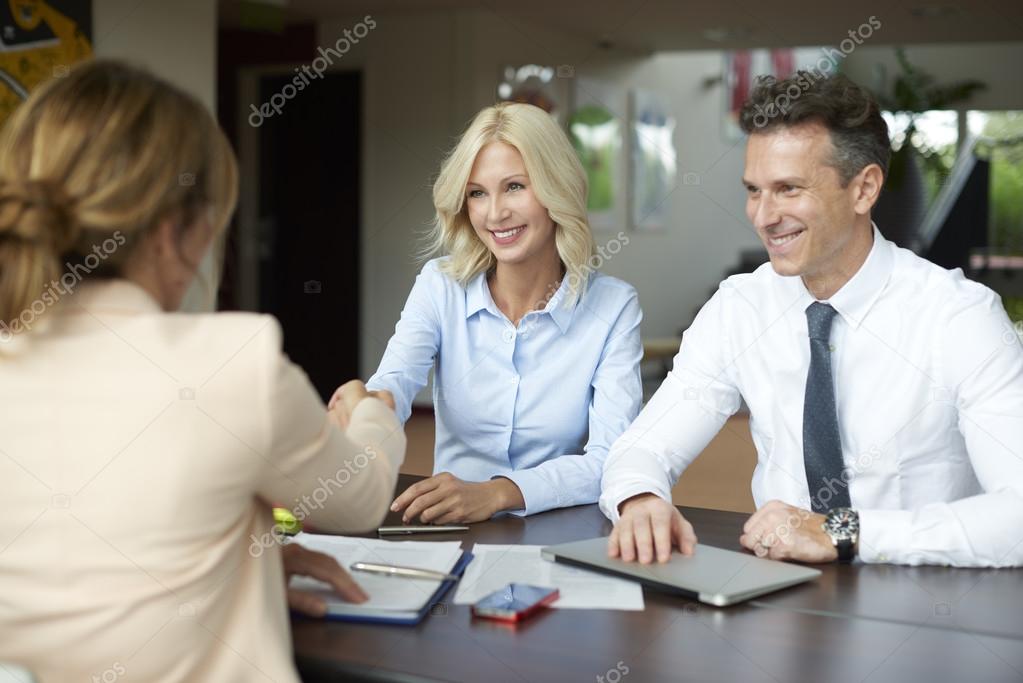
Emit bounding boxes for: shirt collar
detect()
[793,223,893,329]
[465,269,579,335]
[465,270,495,319]
[544,276,576,334]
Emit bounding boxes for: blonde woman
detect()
[0,60,404,682]
[334,103,642,523]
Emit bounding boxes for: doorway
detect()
[241,69,362,400]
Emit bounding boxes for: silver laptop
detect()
[541,537,821,606]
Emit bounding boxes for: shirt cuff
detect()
[364,378,411,425]
[598,481,673,524]
[494,470,558,517]
[857,508,914,565]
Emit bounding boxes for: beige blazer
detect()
[0,280,406,682]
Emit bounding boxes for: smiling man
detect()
[600,72,1023,568]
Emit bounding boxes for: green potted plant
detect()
[871,47,986,250]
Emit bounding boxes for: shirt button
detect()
[509,375,519,385]
[502,329,515,342]
[829,344,836,353]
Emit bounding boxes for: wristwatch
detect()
[822,508,859,563]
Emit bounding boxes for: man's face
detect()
[743,122,864,285]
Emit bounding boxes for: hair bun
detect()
[0,179,79,253]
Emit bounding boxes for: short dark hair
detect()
[738,71,890,186]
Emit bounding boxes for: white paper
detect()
[453,544,644,611]
[289,533,463,612]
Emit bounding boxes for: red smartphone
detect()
[470,584,560,622]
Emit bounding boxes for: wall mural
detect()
[0,0,92,125]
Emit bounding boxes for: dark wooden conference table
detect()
[292,474,1023,683]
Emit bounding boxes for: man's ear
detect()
[851,163,884,215]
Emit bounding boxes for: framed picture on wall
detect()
[0,0,93,126]
[497,63,573,126]
[722,47,829,142]
[629,88,677,231]
[569,77,626,232]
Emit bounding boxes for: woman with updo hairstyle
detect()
[0,60,404,682]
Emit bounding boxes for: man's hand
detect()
[282,543,368,617]
[327,380,395,429]
[739,500,837,563]
[390,473,524,524]
[608,493,697,564]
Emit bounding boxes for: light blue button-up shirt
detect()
[367,258,643,515]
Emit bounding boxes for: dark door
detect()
[257,71,361,400]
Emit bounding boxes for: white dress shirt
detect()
[601,227,1023,567]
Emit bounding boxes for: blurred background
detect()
[15,0,1021,512]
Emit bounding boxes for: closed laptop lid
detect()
[541,537,821,606]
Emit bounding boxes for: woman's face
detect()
[465,142,557,268]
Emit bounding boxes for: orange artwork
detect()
[0,0,92,125]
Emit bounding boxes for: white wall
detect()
[93,0,216,108]
[93,0,218,312]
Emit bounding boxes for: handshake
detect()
[326,379,396,428]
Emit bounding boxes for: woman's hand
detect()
[390,473,525,524]
[327,380,395,429]
[281,543,368,617]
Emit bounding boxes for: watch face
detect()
[825,508,859,540]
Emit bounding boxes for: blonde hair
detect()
[426,103,595,300]
[0,59,238,337]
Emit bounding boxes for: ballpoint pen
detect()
[350,561,460,582]
[377,525,468,536]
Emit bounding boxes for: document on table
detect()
[288,533,463,618]
[453,544,644,610]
